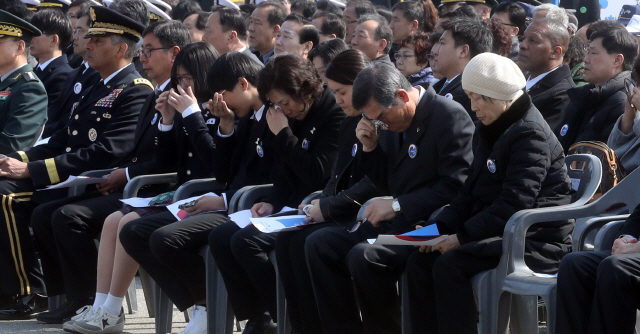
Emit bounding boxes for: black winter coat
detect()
[554,71,630,153]
[435,92,574,273]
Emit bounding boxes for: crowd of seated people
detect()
[0,0,640,333]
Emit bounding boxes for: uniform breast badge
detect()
[0,91,10,101]
[88,128,98,142]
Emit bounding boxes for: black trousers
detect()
[556,250,640,334]
[31,191,123,301]
[208,221,278,321]
[405,249,500,334]
[0,178,64,296]
[120,211,227,311]
[275,223,335,334]
[304,221,401,334]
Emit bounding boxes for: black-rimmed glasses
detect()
[141,47,171,58]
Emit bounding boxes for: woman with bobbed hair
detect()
[406,52,573,334]
[396,32,438,86]
[274,49,383,334]
[308,38,350,83]
[208,53,345,332]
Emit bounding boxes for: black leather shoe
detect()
[0,294,48,320]
[37,298,92,324]
[242,312,277,334]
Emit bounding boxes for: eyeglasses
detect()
[497,21,517,27]
[395,54,416,62]
[345,19,358,25]
[582,43,590,53]
[141,47,171,58]
[73,28,86,35]
[176,76,194,86]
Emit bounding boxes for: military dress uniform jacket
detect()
[8,63,153,188]
[360,84,475,233]
[155,106,219,187]
[0,64,48,154]
[264,86,346,211]
[35,55,73,112]
[528,65,576,130]
[212,107,278,207]
[43,64,100,138]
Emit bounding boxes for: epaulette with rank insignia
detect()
[133,78,153,90]
[23,71,38,82]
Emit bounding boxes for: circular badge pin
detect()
[302,138,309,150]
[487,159,497,173]
[408,144,417,158]
[351,143,358,157]
[444,93,453,100]
[256,145,264,157]
[560,124,569,137]
[88,128,97,142]
[74,82,82,94]
[151,113,158,125]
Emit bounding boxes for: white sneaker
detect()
[63,305,94,332]
[175,305,207,334]
[72,306,125,334]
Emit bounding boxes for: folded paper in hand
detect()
[250,215,308,233]
[229,207,297,228]
[166,192,226,221]
[367,223,447,246]
[42,175,105,190]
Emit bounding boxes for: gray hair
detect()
[352,63,412,110]
[533,4,568,28]
[530,18,570,54]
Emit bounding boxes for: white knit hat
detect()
[461,52,526,101]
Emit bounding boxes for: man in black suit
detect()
[202,6,261,64]
[431,18,492,118]
[0,6,152,320]
[30,20,189,324]
[305,63,475,333]
[30,9,74,115]
[42,4,100,138]
[518,18,576,130]
[248,2,285,64]
[556,204,640,334]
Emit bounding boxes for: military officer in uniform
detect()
[0,10,48,155]
[0,6,152,320]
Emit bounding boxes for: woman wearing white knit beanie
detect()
[406,52,574,334]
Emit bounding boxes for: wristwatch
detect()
[392,198,402,214]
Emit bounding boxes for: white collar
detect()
[82,61,89,74]
[444,73,460,86]
[526,66,560,91]
[416,85,426,104]
[157,78,171,92]
[38,55,61,71]
[1,63,28,82]
[251,105,266,121]
[103,64,130,85]
[237,42,247,53]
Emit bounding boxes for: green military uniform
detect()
[0,65,48,154]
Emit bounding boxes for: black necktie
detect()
[34,66,43,77]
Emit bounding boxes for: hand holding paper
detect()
[368,223,447,246]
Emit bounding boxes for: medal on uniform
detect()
[255,138,264,157]
[351,143,358,157]
[408,144,417,158]
[487,159,497,173]
[88,128,97,142]
[0,91,10,101]
[560,124,569,136]
[102,113,112,119]
[310,127,316,134]
[151,113,158,125]
[74,82,82,94]
[302,138,309,150]
[95,88,123,108]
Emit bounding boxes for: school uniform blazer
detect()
[527,65,576,130]
[360,84,475,232]
[35,55,73,112]
[432,75,475,121]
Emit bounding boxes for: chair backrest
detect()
[593,220,626,251]
[301,191,322,205]
[564,154,602,205]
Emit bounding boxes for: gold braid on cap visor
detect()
[39,3,64,6]
[88,22,142,39]
[0,24,23,37]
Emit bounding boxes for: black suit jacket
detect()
[527,65,576,130]
[432,75,475,121]
[35,55,73,112]
[10,63,153,188]
[43,64,101,137]
[360,84,475,232]
[65,44,83,69]
[620,204,640,238]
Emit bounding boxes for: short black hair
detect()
[291,0,317,19]
[257,53,323,105]
[31,9,73,51]
[212,7,249,41]
[256,2,286,27]
[172,41,220,102]
[352,63,412,110]
[5,4,33,21]
[317,13,345,39]
[284,12,311,25]
[325,48,370,85]
[358,14,393,54]
[300,24,319,49]
[439,5,478,20]
[441,17,493,58]
[172,0,201,21]
[589,26,639,72]
[586,19,625,41]
[69,0,90,9]
[348,0,377,18]
[75,2,91,20]
[316,0,342,17]
[207,51,264,94]
[494,2,525,33]
[142,20,191,49]
[308,38,349,66]
[392,0,438,33]
[109,0,150,27]
[376,7,392,23]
